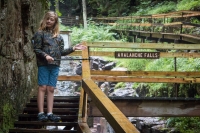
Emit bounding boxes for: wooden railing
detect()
[58,40,200,132]
[57,10,200,133]
[91,10,200,39]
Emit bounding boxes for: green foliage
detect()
[69,22,118,45]
[177,0,200,10]
[145,57,175,71]
[56,9,62,17]
[131,0,176,15]
[118,58,150,71]
[177,58,200,71]
[60,24,70,31]
[166,117,200,133]
[88,0,131,16]
[146,83,174,97]
[148,1,176,14]
[37,0,49,9]
[132,0,200,16]
[115,82,126,89]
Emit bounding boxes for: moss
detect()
[1,103,16,133]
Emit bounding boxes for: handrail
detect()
[68,51,200,58]
[58,75,200,83]
[92,10,200,20]
[86,41,200,49]
[58,40,200,132]
[91,10,200,38]
[106,22,200,28]
[80,44,140,133]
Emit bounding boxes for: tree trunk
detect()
[82,0,87,29]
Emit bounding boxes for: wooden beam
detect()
[87,42,200,50]
[89,51,200,58]
[89,97,200,117]
[111,29,200,44]
[77,88,91,133]
[58,75,81,81]
[181,34,200,44]
[58,73,200,83]
[91,76,196,83]
[93,11,200,20]
[76,42,91,133]
[91,71,200,77]
[82,47,139,133]
[106,22,195,28]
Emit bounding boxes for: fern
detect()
[177,0,200,10]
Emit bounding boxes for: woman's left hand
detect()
[73,43,87,50]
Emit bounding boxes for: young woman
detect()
[33,11,86,122]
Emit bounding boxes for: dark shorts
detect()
[38,65,59,87]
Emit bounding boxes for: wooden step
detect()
[30,96,80,102]
[14,121,78,128]
[23,108,78,114]
[18,114,78,122]
[9,96,81,133]
[26,103,79,108]
[9,128,76,133]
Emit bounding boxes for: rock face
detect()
[0,0,45,132]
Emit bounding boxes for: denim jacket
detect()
[33,30,74,67]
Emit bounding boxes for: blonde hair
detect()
[38,11,60,37]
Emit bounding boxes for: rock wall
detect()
[0,0,45,132]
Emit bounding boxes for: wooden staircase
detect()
[9,96,80,133]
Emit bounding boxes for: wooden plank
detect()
[151,32,163,38]
[105,22,195,28]
[93,11,200,20]
[91,71,200,77]
[78,88,86,122]
[88,97,200,117]
[111,29,200,44]
[82,48,139,133]
[77,88,92,133]
[160,52,200,58]
[164,22,182,26]
[58,75,81,81]
[89,51,200,58]
[82,42,91,78]
[57,76,200,83]
[87,42,200,50]
[90,76,193,83]
[9,128,50,133]
[181,34,200,44]
[162,33,181,40]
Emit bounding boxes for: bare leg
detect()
[46,86,54,113]
[37,85,47,113]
